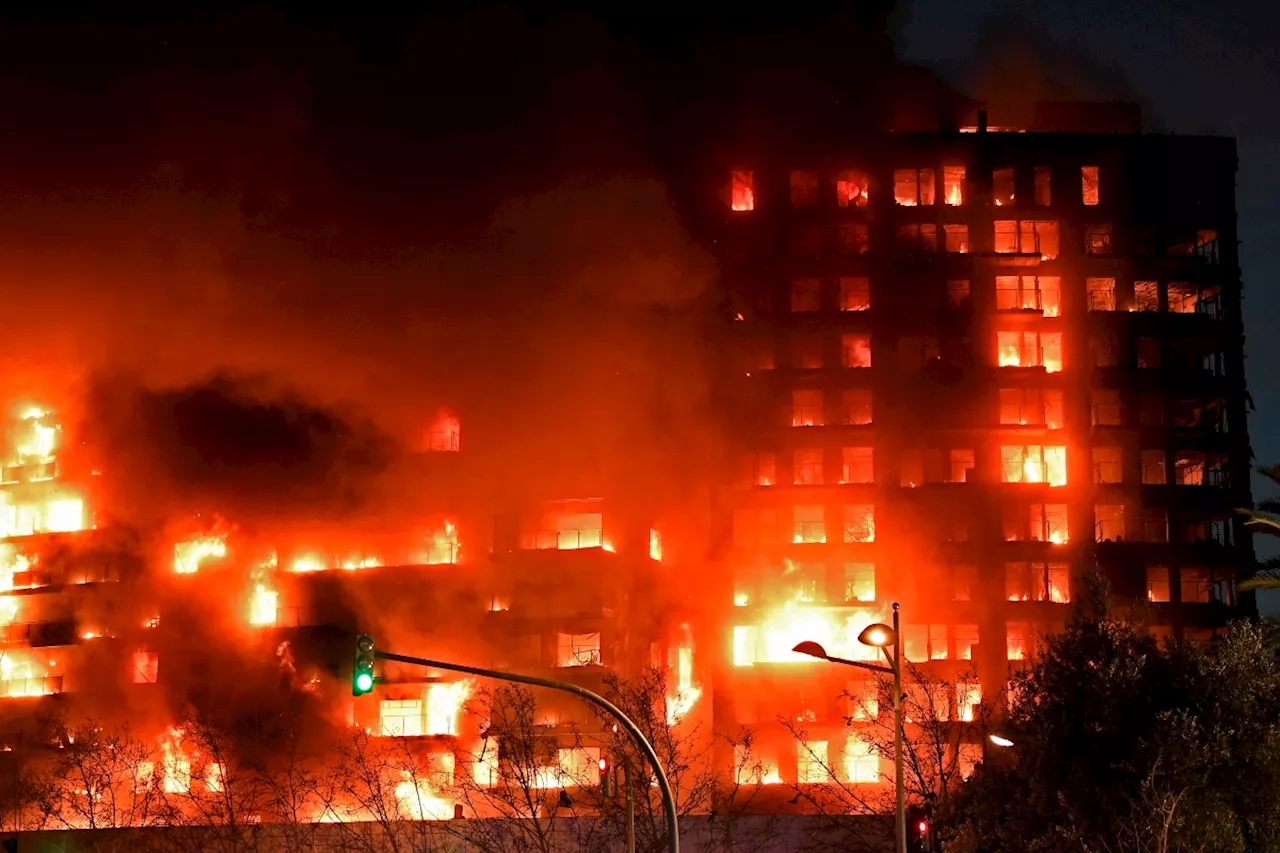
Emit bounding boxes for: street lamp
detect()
[793,601,906,853]
[988,734,1015,748]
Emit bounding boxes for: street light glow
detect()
[858,623,894,648]
[989,734,1015,748]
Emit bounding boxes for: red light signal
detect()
[598,757,608,773]
[917,820,929,834]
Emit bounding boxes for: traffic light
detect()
[599,756,613,798]
[906,804,933,852]
[353,634,376,696]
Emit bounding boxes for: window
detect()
[995,275,1061,316]
[1034,166,1052,206]
[836,222,870,254]
[841,334,872,368]
[1029,504,1068,543]
[843,505,875,543]
[1180,568,1211,603]
[955,625,979,662]
[380,699,424,737]
[844,563,875,602]
[792,335,823,369]
[836,169,869,207]
[1093,447,1122,483]
[1091,390,1122,426]
[894,168,935,205]
[1095,505,1125,542]
[839,277,870,311]
[1205,454,1229,488]
[997,331,1063,372]
[1087,277,1116,311]
[1147,567,1171,602]
[1196,285,1222,319]
[994,221,1060,258]
[557,632,602,667]
[952,565,977,602]
[898,336,940,369]
[1137,338,1162,369]
[1000,445,1067,486]
[900,450,923,488]
[1141,450,1166,484]
[1175,452,1204,485]
[847,681,879,721]
[1133,281,1159,312]
[992,167,1015,206]
[949,449,975,483]
[838,390,872,426]
[1081,166,1100,205]
[947,279,970,307]
[1091,332,1119,368]
[1139,394,1163,427]
[791,278,821,312]
[1007,622,1029,660]
[133,651,159,684]
[1007,562,1071,603]
[790,224,820,256]
[791,562,823,602]
[999,388,1065,428]
[731,170,754,211]
[897,223,939,251]
[841,447,874,484]
[790,170,819,207]
[792,390,824,427]
[1168,282,1198,313]
[798,741,831,784]
[944,224,970,253]
[844,734,879,783]
[794,449,823,485]
[794,505,826,544]
[1084,224,1112,255]
[939,165,966,206]
[740,451,776,486]
[1143,509,1168,543]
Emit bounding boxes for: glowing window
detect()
[1084,224,1112,255]
[1086,277,1116,311]
[794,449,824,485]
[955,625,979,662]
[841,447,873,484]
[893,168,935,206]
[839,277,870,311]
[1137,338,1162,369]
[842,505,875,543]
[997,331,1062,371]
[1029,504,1068,544]
[900,450,923,488]
[840,390,872,425]
[793,505,826,544]
[790,278,821,312]
[995,275,1060,316]
[380,699,424,737]
[1168,282,1198,313]
[958,682,981,722]
[1081,166,1100,205]
[730,170,754,211]
[951,565,976,602]
[747,451,776,487]
[999,389,1064,428]
[1093,447,1122,484]
[1094,505,1125,542]
[1006,622,1029,660]
[1144,509,1169,543]
[841,334,872,368]
[649,529,662,562]
[994,221,1060,257]
[798,741,831,784]
[943,165,965,205]
[836,169,869,207]
[844,734,879,783]
[1034,167,1051,206]
[1180,568,1211,603]
[132,651,158,684]
[846,681,878,720]
[792,334,823,370]
[557,632,602,667]
[999,445,1066,486]
[1146,567,1171,602]
[792,390,824,427]
[790,170,819,207]
[1141,450,1166,485]
[554,514,603,550]
[1133,281,1159,312]
[944,224,970,253]
[1175,452,1205,485]
[844,563,875,602]
[992,167,1015,206]
[930,625,948,660]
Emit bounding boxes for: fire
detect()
[666,646,701,724]
[394,770,453,820]
[340,556,382,570]
[426,409,461,452]
[291,554,326,573]
[174,535,226,574]
[160,728,191,793]
[734,598,882,666]
[14,408,57,463]
[0,650,56,697]
[420,520,459,564]
[425,680,472,736]
[249,584,278,626]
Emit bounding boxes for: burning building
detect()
[0,100,1254,848]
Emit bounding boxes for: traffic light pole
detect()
[374,650,679,853]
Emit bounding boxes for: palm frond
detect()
[1240,576,1280,591]
[1256,464,1280,487]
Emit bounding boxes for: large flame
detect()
[735,598,882,667]
[394,769,453,820]
[161,728,191,793]
[174,535,226,574]
[425,681,472,736]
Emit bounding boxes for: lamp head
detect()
[857,623,895,648]
[791,641,829,660]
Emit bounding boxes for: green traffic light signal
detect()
[353,633,376,696]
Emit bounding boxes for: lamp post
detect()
[793,601,906,853]
[373,650,679,853]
